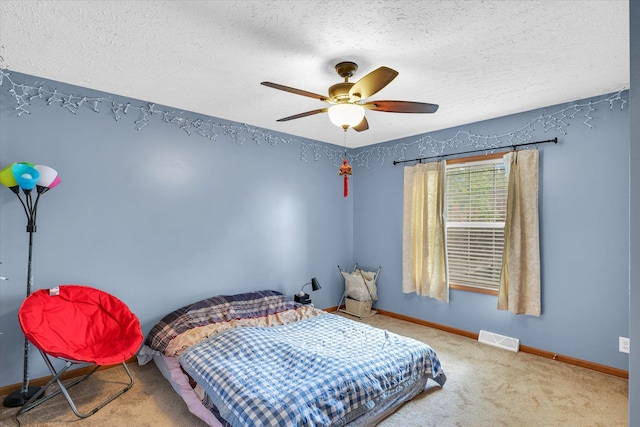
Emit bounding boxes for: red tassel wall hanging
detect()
[339,158,352,197]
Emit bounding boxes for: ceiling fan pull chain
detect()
[343,131,347,157]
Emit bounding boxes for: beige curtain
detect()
[402,161,448,302]
[498,150,541,316]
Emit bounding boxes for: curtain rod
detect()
[392,137,558,166]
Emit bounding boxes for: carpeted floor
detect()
[0,314,628,426]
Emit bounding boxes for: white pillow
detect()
[342,272,370,301]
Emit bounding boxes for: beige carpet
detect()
[0,314,628,427]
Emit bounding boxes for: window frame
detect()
[445,152,507,296]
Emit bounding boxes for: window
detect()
[445,153,507,294]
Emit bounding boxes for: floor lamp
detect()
[1,162,60,408]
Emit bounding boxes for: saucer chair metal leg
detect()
[17,350,134,419]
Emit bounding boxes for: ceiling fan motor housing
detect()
[330,62,360,102]
[328,82,354,102]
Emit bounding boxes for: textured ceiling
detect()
[0,0,630,148]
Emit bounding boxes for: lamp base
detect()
[2,386,43,407]
[294,293,311,305]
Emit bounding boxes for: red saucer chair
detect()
[17,284,143,418]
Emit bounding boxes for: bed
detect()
[138,290,446,426]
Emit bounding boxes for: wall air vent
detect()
[478,330,520,352]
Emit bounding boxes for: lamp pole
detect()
[1,163,60,407]
[3,234,40,407]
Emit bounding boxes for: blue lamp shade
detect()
[35,165,60,192]
[12,163,40,190]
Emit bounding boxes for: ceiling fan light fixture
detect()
[328,104,365,129]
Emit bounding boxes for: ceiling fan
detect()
[261,61,439,132]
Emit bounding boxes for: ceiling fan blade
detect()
[349,67,398,100]
[353,116,369,132]
[363,100,439,113]
[261,82,328,101]
[276,108,328,122]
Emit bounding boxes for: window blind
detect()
[445,159,508,290]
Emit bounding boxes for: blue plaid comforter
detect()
[179,313,445,427]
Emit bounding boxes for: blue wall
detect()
[0,70,632,408]
[0,71,353,387]
[353,94,630,372]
